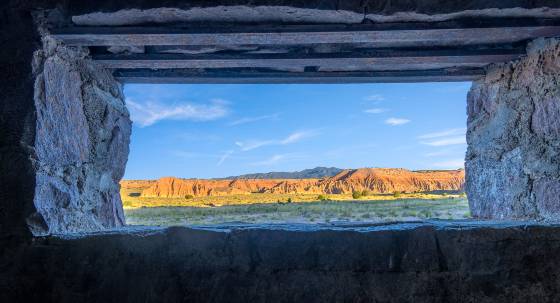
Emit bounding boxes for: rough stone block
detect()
[466,38,560,220]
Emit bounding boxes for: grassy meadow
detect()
[122,187,470,226]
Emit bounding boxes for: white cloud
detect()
[126,98,228,127]
[424,149,455,157]
[217,150,234,166]
[419,128,466,147]
[280,130,316,144]
[251,154,287,166]
[421,136,466,147]
[235,140,275,151]
[385,118,411,126]
[418,128,466,139]
[235,130,319,151]
[228,113,280,126]
[364,108,388,114]
[251,153,305,166]
[432,159,465,168]
[364,94,385,102]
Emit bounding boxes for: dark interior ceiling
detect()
[50,11,560,83]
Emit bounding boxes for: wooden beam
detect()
[51,20,560,48]
[92,49,523,70]
[113,68,485,84]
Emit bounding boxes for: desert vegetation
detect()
[124,195,469,226]
[121,167,468,226]
[122,186,468,226]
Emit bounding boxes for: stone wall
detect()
[466,38,560,220]
[3,223,560,303]
[29,33,131,235]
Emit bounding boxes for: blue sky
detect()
[123,82,470,179]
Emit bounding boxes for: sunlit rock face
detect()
[133,168,465,198]
[30,38,131,235]
[466,38,560,220]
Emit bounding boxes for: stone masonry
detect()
[30,33,131,235]
[466,38,560,220]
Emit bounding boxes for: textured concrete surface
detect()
[466,38,560,220]
[2,222,560,303]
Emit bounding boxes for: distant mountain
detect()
[222,167,344,180]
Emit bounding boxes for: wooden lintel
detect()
[51,21,560,47]
[113,68,485,84]
[92,50,522,70]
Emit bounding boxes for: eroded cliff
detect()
[122,168,465,198]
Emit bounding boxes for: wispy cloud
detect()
[228,113,280,126]
[235,140,275,151]
[419,128,466,146]
[126,98,229,127]
[385,118,411,126]
[424,149,455,157]
[418,128,466,139]
[251,154,287,166]
[280,131,316,144]
[364,108,388,114]
[235,130,319,151]
[251,153,305,166]
[432,159,465,168]
[364,94,385,102]
[217,150,234,166]
[421,136,466,146]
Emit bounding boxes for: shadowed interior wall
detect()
[466,38,560,220]
[2,1,560,303]
[3,223,560,303]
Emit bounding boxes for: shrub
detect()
[393,191,402,198]
[317,194,328,201]
[184,194,194,199]
[361,190,372,197]
[287,198,293,203]
[352,190,362,199]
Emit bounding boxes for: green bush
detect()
[317,194,328,201]
[393,191,402,198]
[352,190,362,199]
[184,194,194,199]
[361,190,372,197]
[287,198,293,203]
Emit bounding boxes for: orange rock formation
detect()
[122,168,465,198]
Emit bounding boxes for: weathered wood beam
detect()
[92,49,523,70]
[113,68,485,84]
[51,20,560,47]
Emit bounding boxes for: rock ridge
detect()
[125,168,465,198]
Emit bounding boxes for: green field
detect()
[123,193,470,226]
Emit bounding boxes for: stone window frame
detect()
[26,7,560,236]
